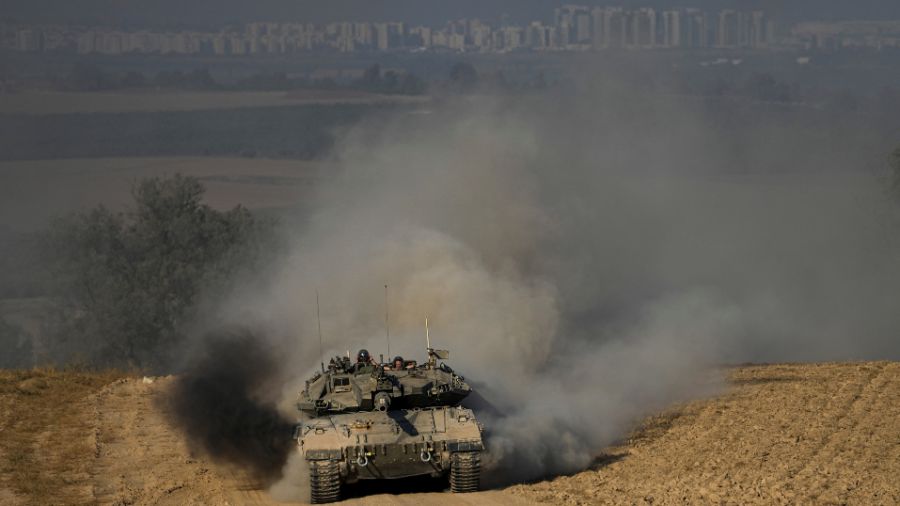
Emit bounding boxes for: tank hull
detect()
[297,405,483,482]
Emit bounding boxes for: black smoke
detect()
[165,329,295,483]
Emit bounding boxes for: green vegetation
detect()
[350,64,427,95]
[0,318,31,368]
[448,62,479,93]
[891,147,900,199]
[238,64,427,95]
[38,62,427,95]
[41,175,276,369]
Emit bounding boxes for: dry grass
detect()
[0,368,126,505]
[2,363,899,505]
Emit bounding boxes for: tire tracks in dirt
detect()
[88,377,530,505]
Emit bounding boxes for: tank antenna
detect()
[384,285,391,358]
[425,317,438,368]
[316,289,324,372]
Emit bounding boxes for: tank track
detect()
[449,451,481,493]
[309,460,341,504]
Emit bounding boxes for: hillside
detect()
[1,362,898,505]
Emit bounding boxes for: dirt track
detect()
[2,362,899,505]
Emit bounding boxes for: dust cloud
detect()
[202,83,900,490]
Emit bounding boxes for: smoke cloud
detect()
[165,329,295,483]
[194,78,900,490]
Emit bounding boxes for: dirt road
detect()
[86,377,529,506]
[2,362,899,505]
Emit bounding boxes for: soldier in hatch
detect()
[353,349,377,374]
[392,356,405,371]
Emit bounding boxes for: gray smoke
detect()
[209,84,900,491]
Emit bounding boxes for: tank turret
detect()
[298,348,472,416]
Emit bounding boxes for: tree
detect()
[42,175,274,370]
[121,71,146,88]
[354,64,383,92]
[0,318,31,368]
[891,147,900,200]
[399,73,426,95]
[67,62,109,91]
[383,70,399,92]
[154,70,185,88]
[743,73,790,103]
[185,68,217,89]
[449,62,478,93]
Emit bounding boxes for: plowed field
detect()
[1,362,898,505]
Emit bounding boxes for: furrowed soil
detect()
[1,362,898,505]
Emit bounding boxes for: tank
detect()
[293,347,485,503]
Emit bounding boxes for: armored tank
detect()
[293,347,484,503]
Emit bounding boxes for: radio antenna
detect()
[384,285,391,358]
[316,289,324,372]
[425,317,437,368]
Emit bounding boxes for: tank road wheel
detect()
[309,460,341,504]
[449,451,481,493]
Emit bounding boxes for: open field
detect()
[0,90,428,115]
[0,157,325,230]
[0,362,897,505]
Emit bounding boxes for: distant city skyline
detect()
[3,0,900,29]
[3,6,775,56]
[4,4,900,57]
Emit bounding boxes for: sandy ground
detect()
[512,362,900,505]
[86,376,527,506]
[0,90,428,116]
[1,362,899,505]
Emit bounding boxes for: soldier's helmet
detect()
[357,349,371,363]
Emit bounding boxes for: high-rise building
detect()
[16,29,42,51]
[409,26,431,47]
[749,11,775,48]
[661,10,682,47]
[500,26,523,50]
[604,7,627,48]
[353,22,373,49]
[449,32,465,51]
[212,35,229,55]
[525,22,549,49]
[555,4,590,46]
[575,11,592,44]
[631,8,656,47]
[717,10,739,47]
[470,20,491,49]
[591,7,606,49]
[683,9,709,48]
[374,23,389,50]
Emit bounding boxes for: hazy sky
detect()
[3,0,900,27]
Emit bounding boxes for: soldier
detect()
[353,349,376,374]
[392,356,405,371]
